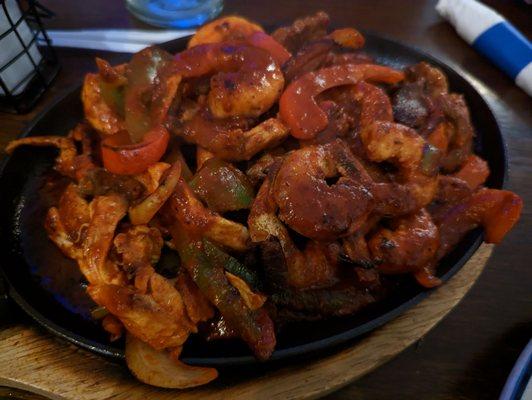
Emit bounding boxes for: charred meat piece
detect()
[259,239,382,318]
[392,82,432,129]
[79,168,146,202]
[272,11,330,53]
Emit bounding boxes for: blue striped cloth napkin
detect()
[436,0,532,96]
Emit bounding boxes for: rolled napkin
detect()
[436,0,532,96]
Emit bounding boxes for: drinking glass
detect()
[125,0,223,28]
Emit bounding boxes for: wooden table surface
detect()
[0,1,530,399]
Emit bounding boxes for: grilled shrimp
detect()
[368,208,440,275]
[298,81,393,148]
[249,175,339,289]
[188,16,264,48]
[272,140,374,241]
[360,120,440,213]
[81,64,126,136]
[361,121,425,173]
[179,111,289,161]
[173,42,285,118]
[188,16,290,65]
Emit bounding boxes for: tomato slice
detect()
[247,32,291,65]
[279,64,405,139]
[101,125,169,175]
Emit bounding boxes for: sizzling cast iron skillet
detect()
[0,34,506,366]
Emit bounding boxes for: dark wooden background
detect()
[0,1,530,399]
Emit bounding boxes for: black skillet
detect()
[0,33,506,367]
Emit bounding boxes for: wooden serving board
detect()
[0,245,493,400]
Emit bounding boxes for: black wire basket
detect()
[0,0,59,113]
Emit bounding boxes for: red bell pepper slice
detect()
[279,64,405,139]
[101,125,169,175]
[471,188,522,243]
[436,188,522,253]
